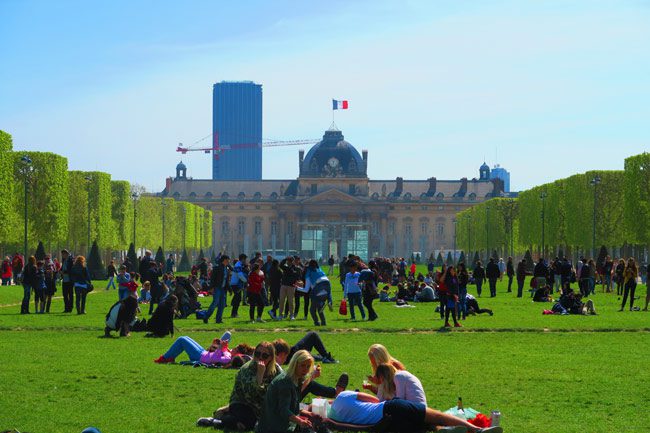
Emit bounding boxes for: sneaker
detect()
[196,417,222,428]
[444,322,451,327]
[335,373,349,391]
[454,322,462,328]
[268,310,276,320]
[153,355,174,364]
[323,352,339,364]
[328,302,333,312]
[477,427,503,433]
[290,316,295,321]
[256,318,265,323]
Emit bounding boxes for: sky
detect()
[1,0,649,192]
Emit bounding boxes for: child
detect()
[116,266,131,300]
[343,261,365,320]
[138,281,151,303]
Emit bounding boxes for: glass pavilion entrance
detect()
[299,221,369,262]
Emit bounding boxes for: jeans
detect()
[604,274,612,291]
[621,282,637,310]
[21,284,32,313]
[221,403,257,431]
[309,294,328,325]
[347,292,365,320]
[74,286,87,313]
[118,287,129,300]
[106,276,116,290]
[205,288,227,322]
[458,286,468,319]
[488,278,497,297]
[476,279,483,296]
[293,331,329,359]
[269,285,280,314]
[231,285,243,317]
[517,278,525,297]
[363,293,377,321]
[62,281,73,312]
[507,275,513,292]
[294,290,310,318]
[163,336,205,362]
[301,380,337,400]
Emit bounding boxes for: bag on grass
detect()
[339,298,347,316]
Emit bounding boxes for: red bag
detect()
[339,299,348,316]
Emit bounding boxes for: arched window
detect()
[468,192,476,201]
[436,192,444,201]
[270,192,278,201]
[253,192,262,201]
[189,192,197,198]
[205,191,213,198]
[237,192,246,200]
[221,192,229,200]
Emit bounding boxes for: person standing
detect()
[620,258,638,311]
[247,263,265,323]
[60,249,74,313]
[472,261,485,297]
[165,254,175,274]
[344,261,365,321]
[304,260,332,326]
[1,256,12,285]
[457,262,469,320]
[359,261,379,321]
[204,255,231,324]
[506,257,515,293]
[267,259,283,320]
[70,255,92,314]
[328,255,335,276]
[516,258,527,298]
[20,256,37,314]
[116,265,131,300]
[486,258,500,297]
[12,252,24,285]
[144,260,163,315]
[498,258,506,282]
[615,259,625,296]
[43,255,58,313]
[602,256,614,292]
[230,254,249,319]
[105,260,117,290]
[442,265,461,327]
[278,256,300,320]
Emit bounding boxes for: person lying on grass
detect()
[153,331,232,365]
[325,390,503,433]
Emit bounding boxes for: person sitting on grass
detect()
[326,390,503,433]
[465,294,493,316]
[414,282,435,302]
[379,285,395,302]
[555,289,597,315]
[154,332,232,364]
[104,295,140,337]
[138,281,151,303]
[373,362,427,404]
[196,341,281,430]
[362,344,418,399]
[145,294,178,337]
[533,285,553,302]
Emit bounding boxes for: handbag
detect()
[338,298,348,316]
[85,283,94,293]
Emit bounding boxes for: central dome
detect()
[300,128,366,178]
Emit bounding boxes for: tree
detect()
[87,240,104,279]
[127,243,138,273]
[435,252,443,266]
[35,241,45,260]
[472,251,480,267]
[110,180,133,250]
[178,248,191,272]
[0,130,15,245]
[458,251,466,265]
[155,246,164,265]
[446,252,453,266]
[524,250,534,272]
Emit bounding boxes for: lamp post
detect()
[84,176,92,255]
[540,191,548,259]
[131,191,139,249]
[590,176,601,259]
[19,156,33,260]
[485,205,491,261]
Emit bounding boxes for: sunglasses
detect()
[254,351,271,360]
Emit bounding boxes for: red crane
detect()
[176,132,318,159]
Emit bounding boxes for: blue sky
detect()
[1,0,649,192]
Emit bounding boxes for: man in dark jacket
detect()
[204,255,231,324]
[60,249,74,313]
[506,257,515,292]
[486,258,500,297]
[516,259,527,298]
[144,260,163,315]
[533,258,549,290]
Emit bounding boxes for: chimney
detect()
[427,177,437,196]
[395,177,404,196]
[165,177,172,194]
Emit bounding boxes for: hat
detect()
[61,249,69,254]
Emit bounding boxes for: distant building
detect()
[212,81,263,180]
[490,164,510,192]
[164,126,504,260]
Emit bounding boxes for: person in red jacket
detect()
[247,263,265,323]
[1,256,12,285]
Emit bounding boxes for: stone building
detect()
[163,127,502,260]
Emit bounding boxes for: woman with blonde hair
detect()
[375,362,427,405]
[257,349,316,433]
[620,258,638,311]
[363,344,406,394]
[197,341,280,430]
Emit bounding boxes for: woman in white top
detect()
[375,363,427,405]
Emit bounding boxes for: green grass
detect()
[1,268,648,433]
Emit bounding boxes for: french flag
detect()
[332,99,349,110]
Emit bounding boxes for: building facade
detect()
[212,81,263,180]
[165,127,503,260]
[490,164,511,192]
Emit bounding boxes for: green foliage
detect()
[445,251,453,266]
[524,249,534,272]
[0,131,15,244]
[67,171,112,253]
[178,248,191,272]
[11,152,69,250]
[155,246,164,264]
[458,251,466,265]
[624,153,650,246]
[110,180,133,250]
[435,252,443,266]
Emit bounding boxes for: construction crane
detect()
[176,132,318,159]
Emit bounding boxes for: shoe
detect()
[303,315,308,320]
[256,318,265,323]
[328,302,333,312]
[231,314,239,318]
[454,322,462,327]
[439,427,468,433]
[444,322,451,327]
[477,427,503,433]
[153,355,174,364]
[215,320,223,324]
[335,373,349,390]
[314,322,320,326]
[268,310,276,320]
[196,417,222,428]
[290,316,295,321]
[203,317,208,324]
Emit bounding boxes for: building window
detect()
[436,223,444,238]
[421,222,428,234]
[405,224,412,236]
[271,221,277,235]
[238,220,245,235]
[388,221,396,235]
[372,221,379,235]
[287,221,294,235]
[221,220,229,234]
[254,220,262,235]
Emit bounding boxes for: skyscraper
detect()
[490,164,511,192]
[212,81,262,180]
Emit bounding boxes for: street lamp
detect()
[131,191,139,249]
[540,191,548,259]
[590,176,601,259]
[19,156,33,260]
[161,198,166,256]
[485,205,491,261]
[84,175,92,255]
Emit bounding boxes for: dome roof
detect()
[300,128,366,178]
[176,161,187,170]
[480,162,489,170]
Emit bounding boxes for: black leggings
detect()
[309,295,328,325]
[221,403,256,431]
[363,294,378,320]
[444,301,458,324]
[294,291,309,317]
[248,292,264,320]
[621,282,637,310]
[291,331,328,359]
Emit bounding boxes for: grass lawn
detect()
[1,267,648,433]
